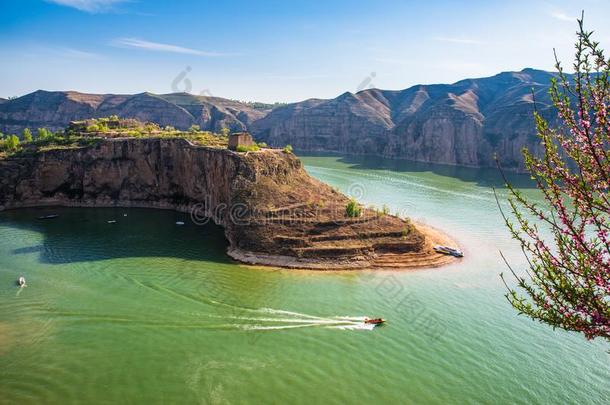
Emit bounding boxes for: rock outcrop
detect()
[0,138,455,269]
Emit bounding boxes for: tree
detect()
[499,16,609,341]
[22,128,33,142]
[188,124,201,133]
[5,134,20,151]
[219,127,230,137]
[37,127,51,140]
[283,144,293,154]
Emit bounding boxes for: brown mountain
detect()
[0,68,560,169]
[0,91,269,135]
[252,68,559,170]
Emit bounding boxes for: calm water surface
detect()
[0,154,608,404]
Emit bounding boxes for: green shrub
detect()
[143,123,158,133]
[97,122,109,132]
[22,128,33,142]
[86,124,100,133]
[283,144,293,153]
[37,128,52,140]
[345,198,361,218]
[5,134,20,151]
[257,142,268,148]
[236,144,260,152]
[188,124,201,132]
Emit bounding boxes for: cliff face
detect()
[251,69,556,170]
[0,139,236,214]
[0,138,452,269]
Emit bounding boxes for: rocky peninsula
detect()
[0,120,457,270]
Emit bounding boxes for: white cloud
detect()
[45,0,126,13]
[112,38,232,57]
[433,37,485,45]
[550,11,575,22]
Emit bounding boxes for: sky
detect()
[1,0,609,103]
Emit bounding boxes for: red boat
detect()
[364,318,385,325]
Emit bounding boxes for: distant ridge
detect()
[0,68,560,169]
[0,91,269,135]
[251,68,560,170]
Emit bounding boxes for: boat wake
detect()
[214,307,378,331]
[89,280,381,332]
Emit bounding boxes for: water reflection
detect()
[297,151,536,189]
[1,208,231,265]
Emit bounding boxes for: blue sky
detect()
[1,0,609,102]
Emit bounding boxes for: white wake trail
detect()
[242,324,327,331]
[208,301,378,332]
[258,308,329,320]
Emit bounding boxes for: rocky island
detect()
[0,118,457,270]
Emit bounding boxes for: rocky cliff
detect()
[252,68,559,170]
[0,68,560,170]
[0,138,455,269]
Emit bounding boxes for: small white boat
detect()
[123,214,128,217]
[175,221,185,225]
[107,220,117,224]
[434,245,464,257]
[17,276,26,287]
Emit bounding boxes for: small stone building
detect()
[228,132,254,150]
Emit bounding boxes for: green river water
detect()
[0,153,608,404]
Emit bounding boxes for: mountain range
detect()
[0,68,559,170]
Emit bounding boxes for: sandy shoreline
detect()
[228,221,460,271]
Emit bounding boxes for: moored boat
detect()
[37,214,59,220]
[433,245,464,257]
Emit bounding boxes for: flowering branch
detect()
[499,14,609,341]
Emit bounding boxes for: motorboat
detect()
[107,220,117,224]
[175,221,185,225]
[433,245,464,257]
[364,318,385,325]
[37,214,59,220]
